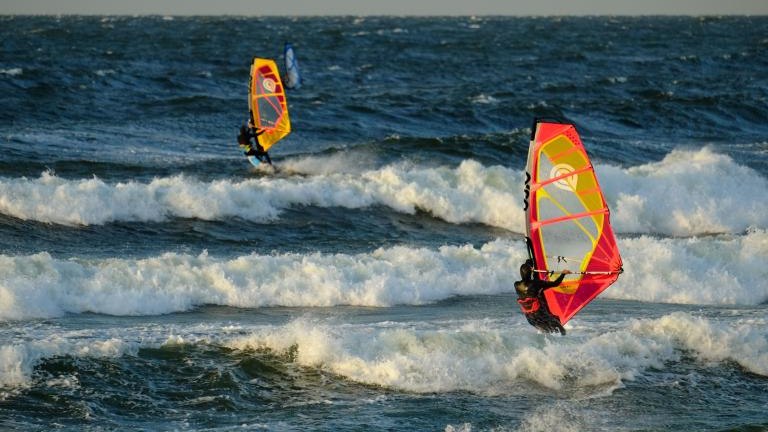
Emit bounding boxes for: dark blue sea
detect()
[1,15,767,431]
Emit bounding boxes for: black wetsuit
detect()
[514,273,567,335]
[238,126,272,165]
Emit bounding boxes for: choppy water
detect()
[1,15,767,431]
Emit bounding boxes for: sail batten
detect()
[524,120,623,325]
[536,208,609,227]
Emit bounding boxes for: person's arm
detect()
[246,127,260,139]
[538,270,571,289]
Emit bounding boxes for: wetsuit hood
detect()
[520,259,534,281]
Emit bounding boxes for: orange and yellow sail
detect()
[248,57,291,151]
[524,120,623,325]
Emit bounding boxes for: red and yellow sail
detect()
[248,57,291,151]
[525,120,623,325]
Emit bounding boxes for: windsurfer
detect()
[514,259,571,335]
[238,121,272,165]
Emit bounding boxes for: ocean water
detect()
[1,15,767,431]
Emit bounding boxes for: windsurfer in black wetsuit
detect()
[237,119,272,165]
[514,259,571,335]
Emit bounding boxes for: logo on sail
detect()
[523,172,531,210]
[262,78,276,92]
[550,164,578,191]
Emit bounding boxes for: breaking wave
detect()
[1,148,766,237]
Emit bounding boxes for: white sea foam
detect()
[470,94,499,104]
[1,311,764,393]
[600,147,768,236]
[1,230,766,322]
[0,68,23,76]
[0,241,526,321]
[0,161,523,228]
[629,312,768,376]
[445,423,473,432]
[517,404,586,432]
[0,320,234,390]
[1,148,765,236]
[606,229,768,305]
[0,171,282,225]
[0,336,132,391]
[226,312,768,394]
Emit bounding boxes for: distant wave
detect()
[1,232,766,322]
[1,148,767,237]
